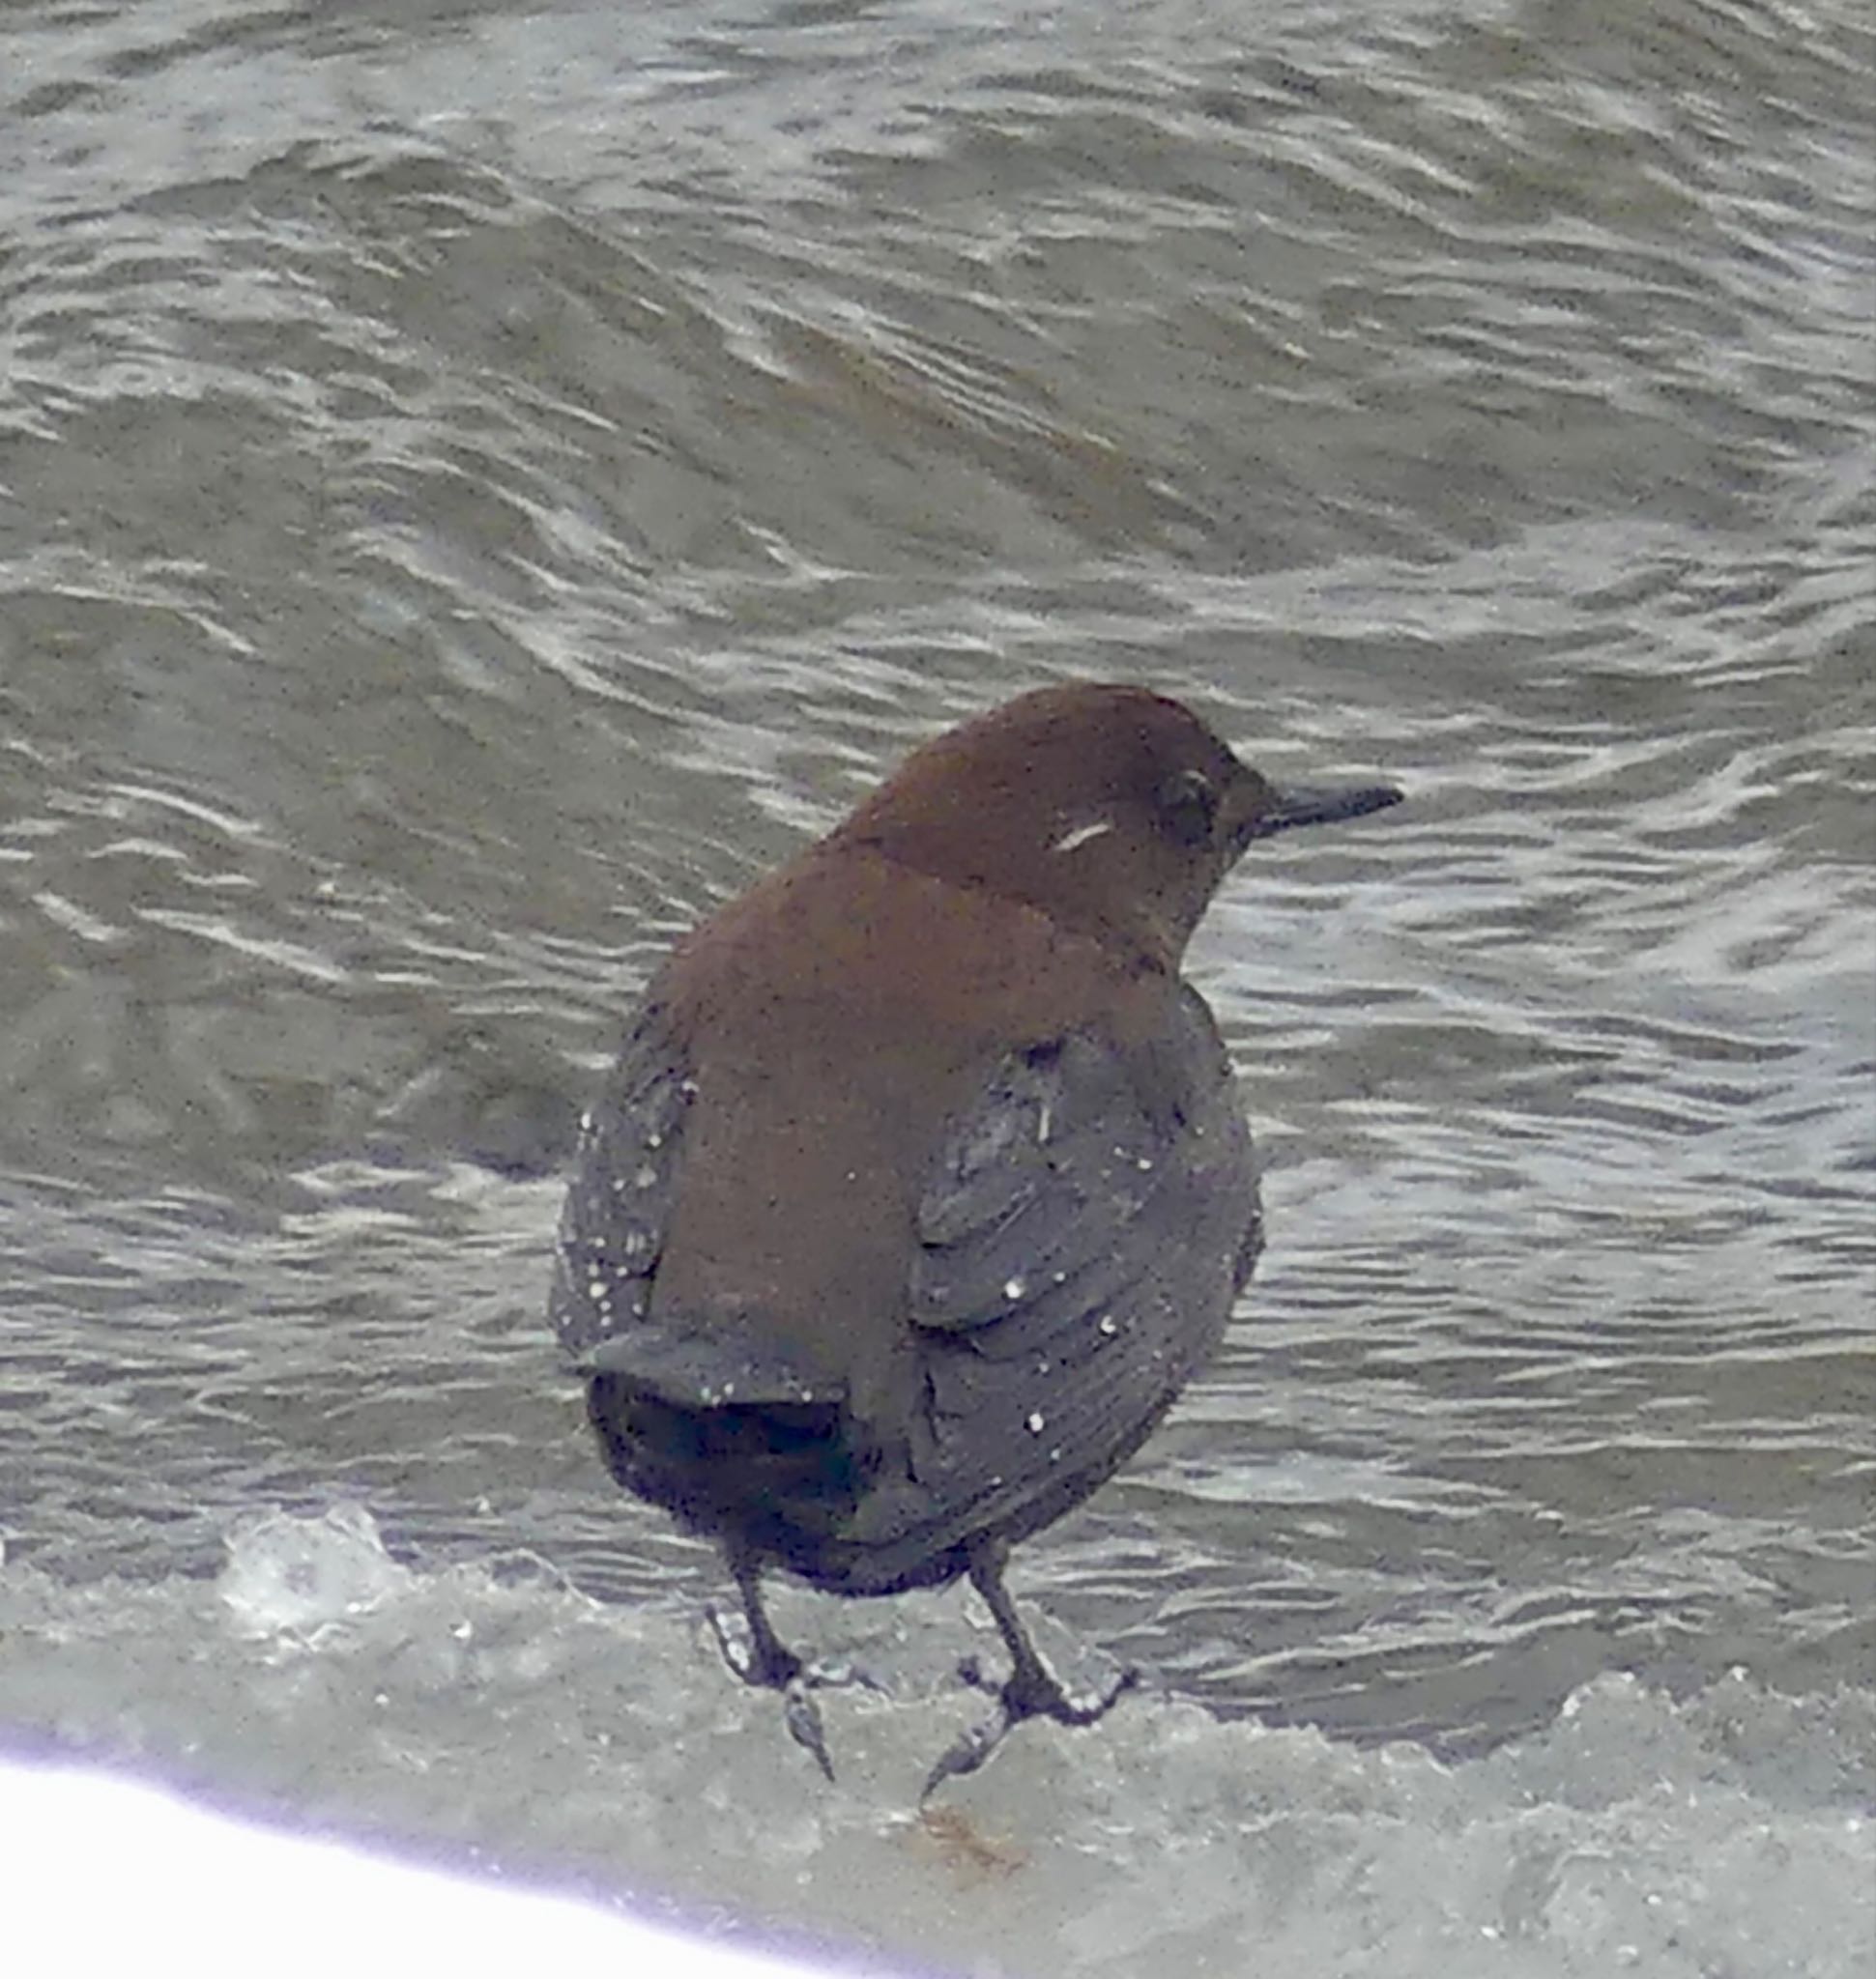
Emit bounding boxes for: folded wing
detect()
[847,986,1261,1576]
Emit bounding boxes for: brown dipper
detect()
[549,682,1400,1785]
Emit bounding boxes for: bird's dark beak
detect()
[1244,780,1403,842]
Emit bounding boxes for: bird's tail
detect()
[580,1322,861,1527]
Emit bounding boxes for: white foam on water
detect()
[0,1506,1866,1979]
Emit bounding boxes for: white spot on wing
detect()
[1049,817,1115,855]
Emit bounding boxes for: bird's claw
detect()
[922,1712,1006,1799]
[1023,1660,1141,1727]
[924,1661,1140,1797]
[801,1656,890,1697]
[783,1679,836,1782]
[707,1605,899,1780]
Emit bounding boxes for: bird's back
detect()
[551,843,1260,1596]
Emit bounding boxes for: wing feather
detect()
[548,1005,691,1364]
[851,988,1260,1564]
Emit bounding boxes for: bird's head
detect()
[831,682,1401,971]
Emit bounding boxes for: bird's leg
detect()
[709,1550,804,1689]
[971,1546,1140,1724]
[706,1550,834,1781]
[923,1540,1139,1797]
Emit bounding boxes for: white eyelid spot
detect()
[1050,818,1115,855]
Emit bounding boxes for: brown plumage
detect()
[549,682,1400,1781]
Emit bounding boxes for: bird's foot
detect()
[707,1606,891,1781]
[922,1712,1004,1799]
[707,1606,888,1696]
[799,1656,890,1697]
[707,1602,802,1690]
[956,1652,1140,1725]
[925,1659,1140,1797]
[1007,1658,1140,1728]
[706,1610,834,1779]
[782,1678,836,1782]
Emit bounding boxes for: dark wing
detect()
[846,984,1261,1575]
[549,1004,828,1411]
[547,1004,691,1365]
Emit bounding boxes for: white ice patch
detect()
[217,1504,411,1640]
[0,1548,1868,1979]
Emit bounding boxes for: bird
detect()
[548,681,1400,1786]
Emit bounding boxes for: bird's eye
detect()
[1154,768,1219,847]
